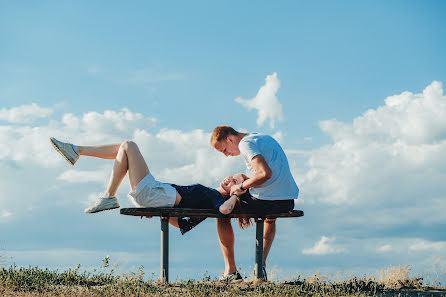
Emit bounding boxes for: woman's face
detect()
[226,174,245,188]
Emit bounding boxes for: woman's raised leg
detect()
[50,137,121,165]
[104,141,149,196]
[78,144,121,159]
[85,141,150,214]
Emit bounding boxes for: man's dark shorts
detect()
[237,192,294,213]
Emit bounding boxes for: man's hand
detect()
[230,184,246,196]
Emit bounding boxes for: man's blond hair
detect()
[210,126,239,147]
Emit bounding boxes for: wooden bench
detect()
[120,207,304,282]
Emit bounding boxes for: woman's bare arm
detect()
[219,194,238,215]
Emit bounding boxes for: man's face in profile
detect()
[214,136,240,157]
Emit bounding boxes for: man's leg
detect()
[216,218,237,276]
[263,218,276,266]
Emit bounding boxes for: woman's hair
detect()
[234,196,253,229]
[210,125,239,147]
[238,215,254,229]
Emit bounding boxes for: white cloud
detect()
[0,106,246,214]
[285,149,311,156]
[302,81,446,217]
[272,130,284,144]
[2,80,446,281]
[0,103,53,123]
[58,169,108,184]
[78,108,157,142]
[409,239,446,252]
[235,72,283,129]
[302,236,346,255]
[135,128,245,186]
[0,107,158,168]
[377,244,392,253]
[0,210,12,218]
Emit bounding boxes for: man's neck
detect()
[236,133,248,145]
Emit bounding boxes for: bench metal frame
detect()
[120,207,304,283]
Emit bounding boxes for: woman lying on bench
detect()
[50,138,244,234]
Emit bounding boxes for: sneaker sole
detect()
[220,279,243,284]
[85,205,120,214]
[50,138,75,166]
[219,274,243,283]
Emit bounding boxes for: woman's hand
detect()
[220,175,233,193]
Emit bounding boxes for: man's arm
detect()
[230,155,272,195]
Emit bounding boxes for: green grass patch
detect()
[0,264,443,297]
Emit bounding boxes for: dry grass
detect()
[378,265,423,289]
[0,264,444,297]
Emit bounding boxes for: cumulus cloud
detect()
[409,239,446,252]
[0,210,12,218]
[2,81,446,279]
[0,105,245,215]
[302,81,446,218]
[0,107,158,168]
[235,72,283,129]
[293,81,446,275]
[272,130,284,144]
[377,244,392,253]
[134,128,245,186]
[0,103,53,123]
[302,236,346,255]
[58,169,109,184]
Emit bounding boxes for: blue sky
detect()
[1,1,446,283]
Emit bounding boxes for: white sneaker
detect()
[50,137,79,165]
[84,196,120,214]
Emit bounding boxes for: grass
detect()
[0,263,444,296]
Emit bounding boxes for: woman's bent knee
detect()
[121,140,138,151]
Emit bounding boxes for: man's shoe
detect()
[220,271,243,283]
[50,137,79,165]
[254,266,268,281]
[262,266,268,281]
[85,196,120,214]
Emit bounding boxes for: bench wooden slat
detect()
[120,207,304,219]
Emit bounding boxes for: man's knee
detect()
[264,218,276,225]
[217,217,231,225]
[264,219,276,239]
[217,219,234,245]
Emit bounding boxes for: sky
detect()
[1,0,446,284]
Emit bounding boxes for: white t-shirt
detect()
[239,133,299,201]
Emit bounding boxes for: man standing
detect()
[211,125,299,281]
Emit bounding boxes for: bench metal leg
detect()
[160,217,169,283]
[255,218,264,280]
